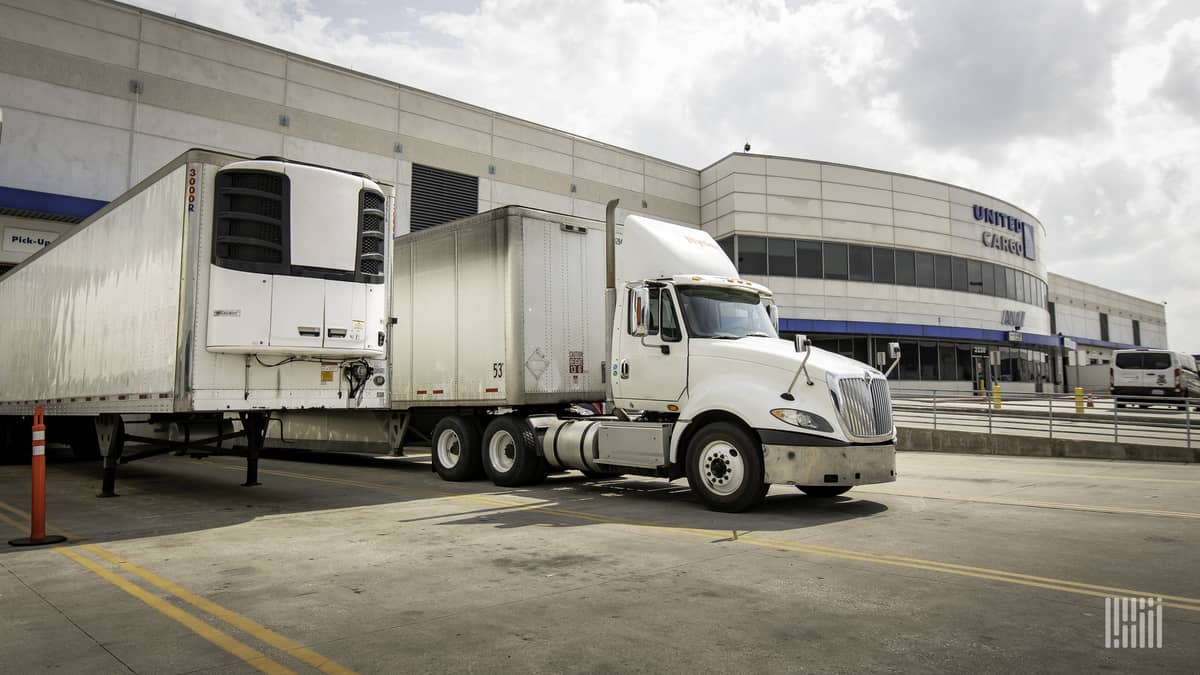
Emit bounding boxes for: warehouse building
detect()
[0,0,1169,393]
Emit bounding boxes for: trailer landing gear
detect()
[240,412,267,487]
[96,414,124,498]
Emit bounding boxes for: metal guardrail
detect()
[890,389,1197,449]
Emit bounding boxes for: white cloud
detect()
[128,0,1200,349]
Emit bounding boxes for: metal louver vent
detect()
[212,170,290,274]
[358,189,386,283]
[410,164,478,231]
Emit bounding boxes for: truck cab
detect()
[600,215,896,511]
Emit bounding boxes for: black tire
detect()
[482,416,545,487]
[431,416,483,481]
[684,422,766,513]
[798,485,852,498]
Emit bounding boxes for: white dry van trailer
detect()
[388,204,898,512]
[0,149,393,494]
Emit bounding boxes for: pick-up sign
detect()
[3,227,59,254]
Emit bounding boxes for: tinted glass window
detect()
[848,245,872,282]
[873,248,895,284]
[1115,353,1141,369]
[660,292,681,342]
[920,342,939,380]
[956,344,973,381]
[1005,268,1017,301]
[934,255,952,290]
[1132,319,1141,346]
[1143,352,1172,370]
[737,236,767,275]
[1100,313,1110,341]
[824,243,848,280]
[796,240,822,278]
[939,344,958,381]
[895,250,916,286]
[717,237,735,264]
[768,238,796,277]
[915,252,934,287]
[899,341,920,380]
[967,260,983,294]
[1017,272,1028,304]
[981,262,995,295]
[994,265,1007,298]
[952,257,969,292]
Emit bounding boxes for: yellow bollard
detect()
[992,384,1001,410]
[1074,386,1085,414]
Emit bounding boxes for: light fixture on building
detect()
[129,79,143,94]
[569,183,576,193]
[488,164,496,175]
[278,113,290,127]
[393,142,403,154]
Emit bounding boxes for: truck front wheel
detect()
[482,416,546,487]
[685,423,766,512]
[431,416,483,481]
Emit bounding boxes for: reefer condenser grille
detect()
[410,164,478,231]
[358,189,386,282]
[212,170,290,274]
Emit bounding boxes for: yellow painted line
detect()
[853,488,1200,520]
[203,463,1200,612]
[54,547,296,675]
[0,497,81,540]
[0,508,34,534]
[85,545,356,675]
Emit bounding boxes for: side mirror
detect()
[887,342,901,360]
[630,287,650,337]
[767,302,779,333]
[793,333,809,354]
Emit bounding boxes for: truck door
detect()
[613,286,688,407]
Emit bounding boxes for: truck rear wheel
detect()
[685,422,766,513]
[431,416,483,481]
[798,486,852,498]
[482,416,545,487]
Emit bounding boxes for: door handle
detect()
[297,326,320,337]
[620,360,630,379]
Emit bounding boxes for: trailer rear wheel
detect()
[431,416,483,481]
[685,422,766,513]
[797,486,852,498]
[482,416,544,487]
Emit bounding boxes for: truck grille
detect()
[358,189,386,283]
[836,378,893,439]
[213,169,290,274]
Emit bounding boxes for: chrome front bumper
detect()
[761,443,896,486]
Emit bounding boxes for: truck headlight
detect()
[770,408,833,432]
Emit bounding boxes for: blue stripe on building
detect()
[778,318,1062,348]
[0,185,108,220]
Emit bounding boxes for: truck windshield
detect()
[675,286,777,339]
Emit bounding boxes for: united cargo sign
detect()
[3,227,59,254]
[973,205,1037,261]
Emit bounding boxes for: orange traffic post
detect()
[8,405,67,547]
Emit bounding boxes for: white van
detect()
[1111,349,1200,408]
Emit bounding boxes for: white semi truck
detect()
[388,204,897,512]
[0,149,394,493]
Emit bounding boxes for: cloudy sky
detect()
[132,0,1200,349]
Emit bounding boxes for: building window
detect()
[796,240,822,278]
[1048,301,1056,335]
[823,243,848,280]
[411,164,479,230]
[919,342,939,380]
[915,252,934,287]
[895,250,915,286]
[934,255,952,290]
[994,265,1007,299]
[737,236,768,275]
[717,237,734,264]
[898,341,920,380]
[966,260,982,294]
[938,344,958,381]
[848,245,872,282]
[1100,313,1110,342]
[872,247,895,284]
[768,238,796,277]
[981,262,995,296]
[1133,319,1141,346]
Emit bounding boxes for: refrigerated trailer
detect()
[0,149,393,492]
[387,205,898,512]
